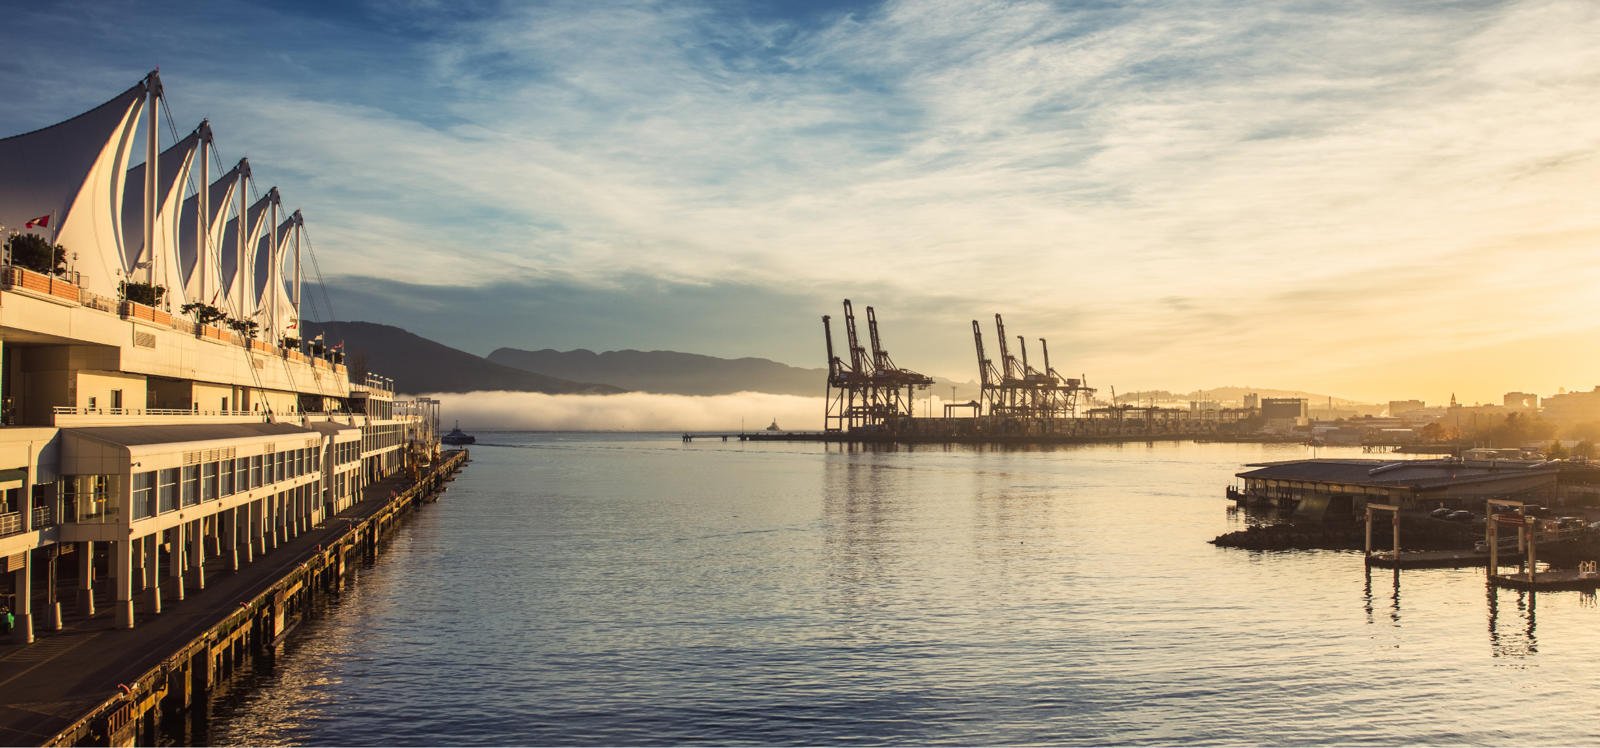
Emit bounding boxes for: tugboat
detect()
[441,421,476,446]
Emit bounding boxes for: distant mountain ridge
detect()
[303,321,623,396]
[487,347,829,397]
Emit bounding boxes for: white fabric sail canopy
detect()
[255,211,300,343]
[219,190,271,324]
[178,160,242,308]
[0,79,148,298]
[120,127,200,309]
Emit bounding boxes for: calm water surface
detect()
[199,434,1600,745]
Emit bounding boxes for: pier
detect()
[0,450,468,747]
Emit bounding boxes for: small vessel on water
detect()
[442,421,476,446]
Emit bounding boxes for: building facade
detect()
[0,73,439,643]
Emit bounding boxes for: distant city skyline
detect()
[3,0,1597,405]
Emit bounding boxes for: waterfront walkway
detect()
[0,469,433,745]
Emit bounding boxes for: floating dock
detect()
[1491,570,1600,591]
[0,450,468,747]
[1366,550,1490,569]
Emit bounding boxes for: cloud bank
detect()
[426,390,830,432]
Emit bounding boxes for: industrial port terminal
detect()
[691,299,1256,444]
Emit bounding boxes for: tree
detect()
[6,233,66,276]
[118,281,165,307]
[226,318,259,339]
[1574,441,1595,460]
[181,302,228,326]
[1548,439,1568,459]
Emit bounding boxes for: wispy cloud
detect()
[2,0,1597,401]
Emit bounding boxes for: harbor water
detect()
[198,434,1600,745]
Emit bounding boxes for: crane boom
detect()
[994,313,1014,380]
[843,299,868,375]
[972,320,989,387]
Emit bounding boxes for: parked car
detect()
[1447,510,1475,522]
[1430,507,1452,519]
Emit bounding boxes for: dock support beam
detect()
[143,534,162,615]
[76,540,95,617]
[167,524,186,602]
[11,549,32,643]
[189,517,206,590]
[115,538,135,629]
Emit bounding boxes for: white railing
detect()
[0,511,19,536]
[53,406,263,418]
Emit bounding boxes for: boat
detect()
[442,421,476,445]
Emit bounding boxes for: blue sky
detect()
[3,0,1598,403]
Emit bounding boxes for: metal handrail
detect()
[31,503,53,529]
[53,406,263,417]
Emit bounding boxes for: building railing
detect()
[120,300,172,326]
[2,265,80,303]
[31,502,53,530]
[53,406,263,418]
[0,511,19,537]
[0,264,351,374]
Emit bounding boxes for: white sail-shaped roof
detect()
[219,191,271,322]
[121,127,200,309]
[178,160,242,307]
[0,79,148,298]
[256,212,300,343]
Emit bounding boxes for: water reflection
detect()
[1362,566,1403,626]
[1486,585,1538,658]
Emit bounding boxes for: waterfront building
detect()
[1233,457,1559,513]
[0,72,437,643]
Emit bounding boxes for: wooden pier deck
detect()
[1366,550,1490,569]
[0,450,468,747]
[1491,570,1600,591]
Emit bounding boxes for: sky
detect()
[2,0,1598,405]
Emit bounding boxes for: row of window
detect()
[333,440,360,466]
[362,424,404,454]
[131,445,324,520]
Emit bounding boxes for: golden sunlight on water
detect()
[195,436,1600,745]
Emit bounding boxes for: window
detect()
[158,468,178,512]
[221,397,228,411]
[250,455,262,488]
[181,465,199,506]
[110,389,123,411]
[87,396,97,411]
[235,458,248,492]
[131,471,155,520]
[202,462,218,501]
[220,458,235,497]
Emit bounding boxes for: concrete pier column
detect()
[11,550,33,643]
[189,517,206,590]
[76,540,95,616]
[114,539,134,629]
[249,500,263,560]
[46,546,61,631]
[166,524,186,602]
[226,509,240,571]
[142,534,161,615]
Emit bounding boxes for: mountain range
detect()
[307,320,1375,409]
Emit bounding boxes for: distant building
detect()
[1504,392,1539,410]
[1260,398,1307,432]
[1542,387,1600,429]
[1388,399,1426,417]
[1243,393,1260,410]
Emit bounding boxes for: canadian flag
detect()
[23,214,50,229]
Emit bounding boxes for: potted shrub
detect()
[181,302,228,327]
[6,234,67,276]
[119,280,166,307]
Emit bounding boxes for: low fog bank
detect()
[418,390,832,432]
